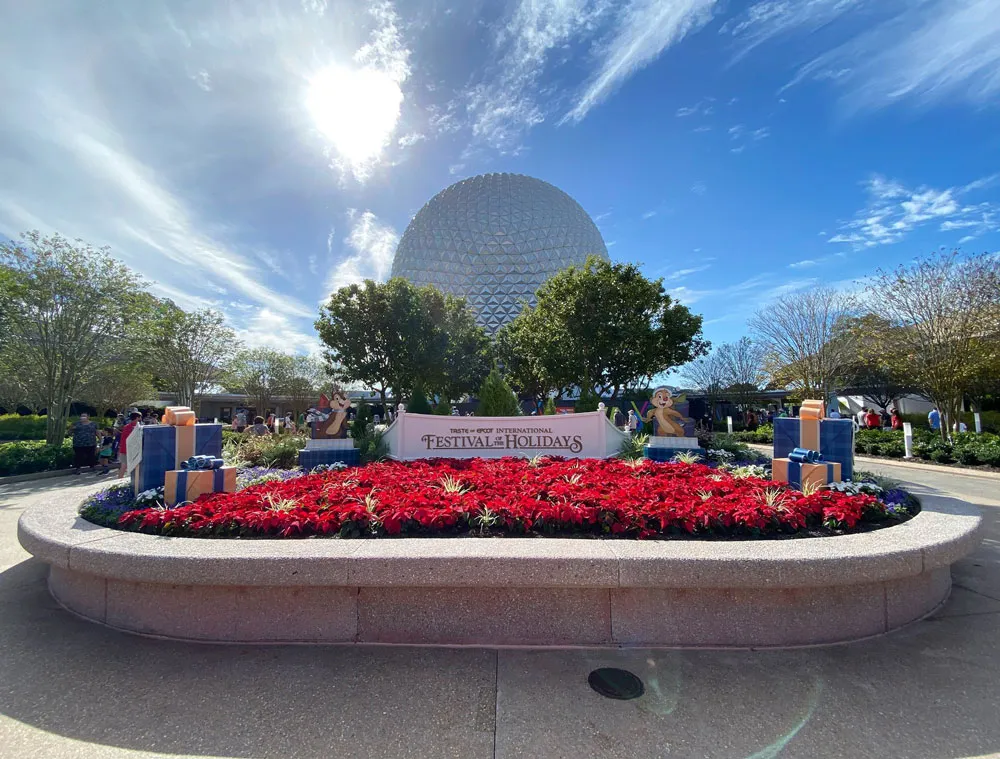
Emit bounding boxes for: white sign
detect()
[902,422,913,459]
[975,412,982,434]
[383,411,628,460]
[727,416,733,434]
[126,424,143,474]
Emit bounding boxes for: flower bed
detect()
[81,457,915,540]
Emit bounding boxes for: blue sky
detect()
[1,0,998,356]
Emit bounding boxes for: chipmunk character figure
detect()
[323,391,352,439]
[644,387,688,437]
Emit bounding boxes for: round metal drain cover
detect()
[588,668,644,700]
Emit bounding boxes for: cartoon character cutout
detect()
[322,391,352,439]
[643,387,690,437]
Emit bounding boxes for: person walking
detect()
[928,407,941,431]
[111,413,125,462]
[97,428,114,475]
[117,411,142,479]
[890,409,903,430]
[71,413,99,475]
[248,416,271,436]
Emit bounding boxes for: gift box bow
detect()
[788,447,822,464]
[180,455,225,470]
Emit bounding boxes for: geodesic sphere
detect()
[390,173,609,334]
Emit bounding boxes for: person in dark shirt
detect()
[71,413,99,474]
[97,429,114,475]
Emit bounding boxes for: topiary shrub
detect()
[575,387,600,413]
[477,369,521,416]
[433,401,451,415]
[542,397,557,415]
[406,384,432,414]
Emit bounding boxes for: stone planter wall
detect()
[19,496,982,647]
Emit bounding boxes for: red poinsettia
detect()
[117,458,889,540]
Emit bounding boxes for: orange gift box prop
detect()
[164,466,237,507]
[771,458,842,490]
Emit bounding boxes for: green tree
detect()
[433,401,452,415]
[494,315,553,406]
[575,387,601,413]
[863,251,1000,439]
[0,232,151,444]
[504,257,708,400]
[406,383,432,414]
[476,368,521,416]
[77,360,157,417]
[542,396,557,415]
[225,348,296,416]
[149,303,238,411]
[316,278,488,410]
[717,337,768,411]
[316,279,439,411]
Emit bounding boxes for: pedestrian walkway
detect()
[1,470,998,758]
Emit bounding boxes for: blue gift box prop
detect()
[298,448,361,469]
[180,455,225,470]
[131,423,223,493]
[779,460,839,489]
[643,446,707,463]
[773,417,853,480]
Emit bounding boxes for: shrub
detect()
[0,414,48,440]
[477,368,521,416]
[730,424,773,444]
[433,402,451,415]
[0,440,74,476]
[575,388,601,413]
[406,385,432,414]
[222,433,306,469]
[542,397,557,415]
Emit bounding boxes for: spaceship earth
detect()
[390,173,609,334]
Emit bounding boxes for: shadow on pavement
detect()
[0,558,496,759]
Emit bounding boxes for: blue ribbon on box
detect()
[773,417,854,480]
[181,455,225,470]
[788,447,821,464]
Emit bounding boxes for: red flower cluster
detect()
[116,458,890,540]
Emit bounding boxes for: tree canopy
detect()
[0,232,154,443]
[315,278,489,410]
[502,257,708,400]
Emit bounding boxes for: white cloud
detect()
[751,126,770,140]
[465,0,719,147]
[564,0,718,124]
[191,69,212,91]
[830,173,1000,248]
[788,259,819,269]
[397,132,425,148]
[740,0,1000,112]
[691,181,708,195]
[236,308,321,355]
[664,264,712,281]
[730,145,745,154]
[324,210,399,296]
[641,210,658,220]
[676,98,715,118]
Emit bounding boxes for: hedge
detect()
[0,414,118,441]
[0,440,74,476]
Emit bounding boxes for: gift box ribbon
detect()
[175,467,227,497]
[788,447,821,464]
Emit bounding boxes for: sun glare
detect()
[306,64,402,175]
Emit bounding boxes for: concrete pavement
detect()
[1,464,999,759]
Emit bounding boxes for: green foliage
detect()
[316,278,489,409]
[502,256,708,398]
[542,397,557,415]
[729,424,774,444]
[0,231,153,445]
[353,403,374,437]
[0,414,48,440]
[433,402,452,415]
[407,384,432,414]
[222,433,306,469]
[352,427,388,464]
[0,440,74,476]
[618,433,649,461]
[575,387,601,413]
[224,348,296,415]
[477,368,521,417]
[705,434,770,464]
[148,304,237,409]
